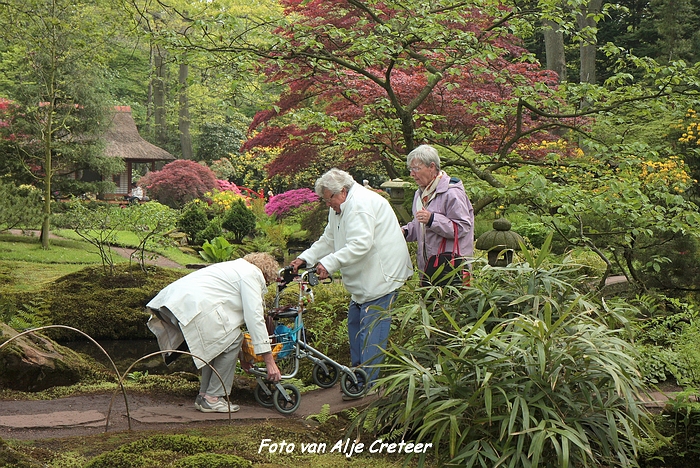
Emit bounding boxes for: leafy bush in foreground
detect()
[360,236,651,467]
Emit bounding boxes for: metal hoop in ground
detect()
[115,350,235,427]
[0,325,129,431]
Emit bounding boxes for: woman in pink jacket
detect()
[402,144,475,285]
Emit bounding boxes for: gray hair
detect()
[314,168,355,197]
[243,252,280,284]
[407,144,441,171]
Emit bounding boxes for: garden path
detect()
[0,385,377,440]
[0,385,675,441]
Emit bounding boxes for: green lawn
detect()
[0,231,198,293]
[0,233,109,263]
[0,233,115,292]
[53,228,201,266]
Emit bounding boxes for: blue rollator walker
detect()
[247,267,368,414]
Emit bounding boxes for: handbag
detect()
[422,223,465,287]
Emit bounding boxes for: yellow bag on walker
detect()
[240,333,283,364]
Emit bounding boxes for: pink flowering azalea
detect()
[216,179,243,194]
[265,188,319,218]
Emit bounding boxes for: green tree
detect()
[121,0,280,160]
[60,202,122,275]
[196,123,245,166]
[121,202,178,272]
[0,0,125,248]
[516,153,700,288]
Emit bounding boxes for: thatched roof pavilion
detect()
[102,106,175,198]
[104,106,175,162]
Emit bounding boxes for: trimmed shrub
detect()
[120,434,221,455]
[195,217,223,246]
[222,199,256,243]
[84,452,148,468]
[42,264,186,341]
[177,202,209,243]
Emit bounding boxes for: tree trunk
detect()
[153,49,167,146]
[41,154,51,249]
[577,0,602,84]
[40,106,54,249]
[178,61,193,160]
[543,19,567,82]
[147,47,154,122]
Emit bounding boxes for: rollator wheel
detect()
[340,367,369,398]
[273,383,301,414]
[312,361,339,388]
[254,382,274,408]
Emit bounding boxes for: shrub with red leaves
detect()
[140,160,218,209]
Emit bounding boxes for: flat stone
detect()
[0,410,105,428]
[129,404,285,423]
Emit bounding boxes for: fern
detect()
[305,403,337,424]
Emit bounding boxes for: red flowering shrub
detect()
[216,179,242,194]
[0,98,19,141]
[140,160,218,209]
[265,188,319,219]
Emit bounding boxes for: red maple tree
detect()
[243,0,578,178]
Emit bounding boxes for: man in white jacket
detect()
[146,253,281,413]
[291,169,413,394]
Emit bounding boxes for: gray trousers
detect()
[199,332,243,397]
[153,306,243,398]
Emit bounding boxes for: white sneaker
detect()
[194,394,204,410]
[198,396,240,413]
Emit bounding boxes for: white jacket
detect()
[300,183,413,303]
[146,259,272,369]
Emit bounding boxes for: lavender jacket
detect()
[403,176,474,273]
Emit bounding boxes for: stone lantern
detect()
[380,178,412,224]
[475,218,524,267]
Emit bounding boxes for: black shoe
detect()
[342,393,366,401]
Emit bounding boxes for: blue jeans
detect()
[347,290,397,385]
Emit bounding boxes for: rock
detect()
[168,231,189,246]
[0,323,96,392]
